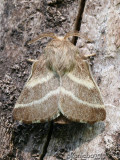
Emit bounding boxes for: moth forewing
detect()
[13,32,106,124]
[13,55,60,123]
[59,59,106,123]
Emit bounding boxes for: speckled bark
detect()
[0,0,120,160]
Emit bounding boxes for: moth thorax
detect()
[46,51,75,76]
[46,58,75,76]
[45,40,77,76]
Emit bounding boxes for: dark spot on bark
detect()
[17,24,25,31]
[4,1,15,18]
[97,76,102,85]
[10,29,23,43]
[0,45,4,51]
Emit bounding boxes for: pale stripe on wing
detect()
[26,73,54,88]
[60,87,104,108]
[15,87,104,109]
[15,88,61,108]
[67,73,94,89]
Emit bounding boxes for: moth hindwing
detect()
[13,32,106,124]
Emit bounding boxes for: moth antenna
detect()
[64,31,80,40]
[28,32,57,45]
[64,31,93,43]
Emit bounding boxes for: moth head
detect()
[27,32,88,58]
[27,31,82,58]
[28,31,81,45]
[28,32,84,76]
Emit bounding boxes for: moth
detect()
[13,32,106,124]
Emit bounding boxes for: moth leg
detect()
[84,53,96,58]
[27,59,38,63]
[78,61,84,71]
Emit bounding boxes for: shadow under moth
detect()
[13,32,106,124]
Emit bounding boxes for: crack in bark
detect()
[39,122,53,160]
[72,0,87,45]
[39,1,87,159]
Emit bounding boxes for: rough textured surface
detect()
[0,0,120,159]
[78,0,120,106]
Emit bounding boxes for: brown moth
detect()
[13,32,106,124]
